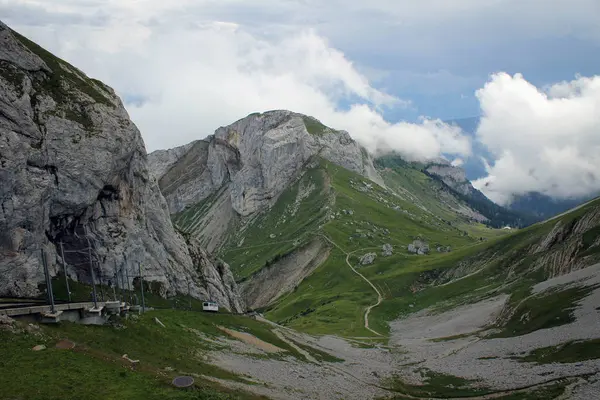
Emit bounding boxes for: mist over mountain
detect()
[445,116,599,219]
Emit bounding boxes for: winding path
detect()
[319,234,384,336]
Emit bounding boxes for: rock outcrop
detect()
[147,141,196,180]
[382,243,393,257]
[185,238,245,312]
[425,160,472,197]
[408,240,430,255]
[149,111,384,217]
[429,199,600,287]
[360,253,377,265]
[241,239,330,309]
[0,22,244,311]
[530,203,600,277]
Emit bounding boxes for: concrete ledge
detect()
[41,310,63,324]
[0,302,107,317]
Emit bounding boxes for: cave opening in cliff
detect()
[46,216,101,286]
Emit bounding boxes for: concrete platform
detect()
[104,301,121,314]
[40,310,63,324]
[0,302,106,317]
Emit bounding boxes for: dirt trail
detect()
[319,234,384,336]
[217,326,284,353]
[346,250,384,336]
[273,329,318,363]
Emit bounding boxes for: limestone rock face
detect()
[150,111,384,216]
[147,141,196,180]
[425,161,472,197]
[185,238,245,312]
[530,205,600,277]
[0,22,244,312]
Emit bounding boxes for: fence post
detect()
[119,265,125,303]
[113,261,119,301]
[125,267,132,304]
[98,265,105,302]
[84,228,98,309]
[139,263,145,312]
[188,280,192,310]
[41,248,55,314]
[59,241,71,302]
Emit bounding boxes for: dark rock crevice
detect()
[25,159,58,185]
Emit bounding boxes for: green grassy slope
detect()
[173,166,330,282]
[220,167,331,281]
[377,155,533,230]
[0,310,283,400]
[173,151,600,338]
[224,159,504,336]
[172,185,228,238]
[263,174,599,337]
[367,197,600,335]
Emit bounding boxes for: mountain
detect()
[148,110,384,251]
[152,109,600,341]
[507,191,600,221]
[387,156,536,228]
[0,22,243,311]
[150,111,522,326]
[3,20,600,400]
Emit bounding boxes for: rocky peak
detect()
[0,21,244,311]
[150,110,384,217]
[424,162,470,196]
[148,141,197,180]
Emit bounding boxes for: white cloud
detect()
[2,1,470,161]
[451,158,464,167]
[5,0,599,201]
[472,73,600,204]
[324,107,471,160]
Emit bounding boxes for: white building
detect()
[202,301,218,312]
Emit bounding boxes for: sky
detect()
[2,0,600,205]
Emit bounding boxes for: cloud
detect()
[5,0,598,192]
[2,1,470,161]
[472,73,600,205]
[323,107,471,160]
[451,158,464,167]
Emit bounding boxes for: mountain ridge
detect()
[150,114,527,324]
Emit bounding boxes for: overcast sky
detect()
[2,0,600,204]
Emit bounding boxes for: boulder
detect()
[382,243,393,257]
[408,240,430,255]
[360,253,377,265]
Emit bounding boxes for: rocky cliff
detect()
[150,110,384,217]
[147,141,196,181]
[424,160,472,197]
[0,22,244,311]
